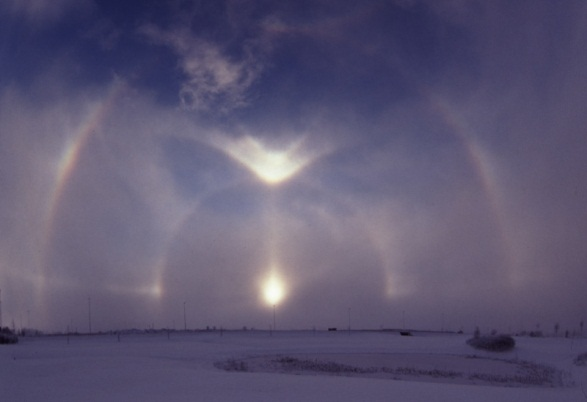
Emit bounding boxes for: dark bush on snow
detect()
[0,327,18,344]
[573,352,587,366]
[467,334,515,352]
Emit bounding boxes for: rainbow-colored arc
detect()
[44,82,124,252]
[421,93,514,283]
[366,88,515,299]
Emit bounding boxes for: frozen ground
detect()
[2,330,587,401]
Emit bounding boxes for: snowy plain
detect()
[2,330,587,401]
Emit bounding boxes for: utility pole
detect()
[348,307,351,335]
[183,301,187,331]
[88,297,92,334]
[0,288,2,329]
[273,304,276,332]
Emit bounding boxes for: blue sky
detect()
[1,0,586,334]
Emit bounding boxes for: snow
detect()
[1,331,587,401]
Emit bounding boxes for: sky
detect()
[1,0,586,334]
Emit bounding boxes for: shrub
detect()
[274,356,372,374]
[0,327,18,345]
[467,334,515,352]
[573,352,587,366]
[215,359,249,372]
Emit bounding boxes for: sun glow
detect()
[212,135,316,185]
[262,274,285,305]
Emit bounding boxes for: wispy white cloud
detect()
[140,24,267,112]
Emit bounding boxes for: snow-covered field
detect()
[2,330,587,401]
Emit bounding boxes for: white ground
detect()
[2,330,587,401]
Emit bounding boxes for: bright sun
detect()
[263,275,285,305]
